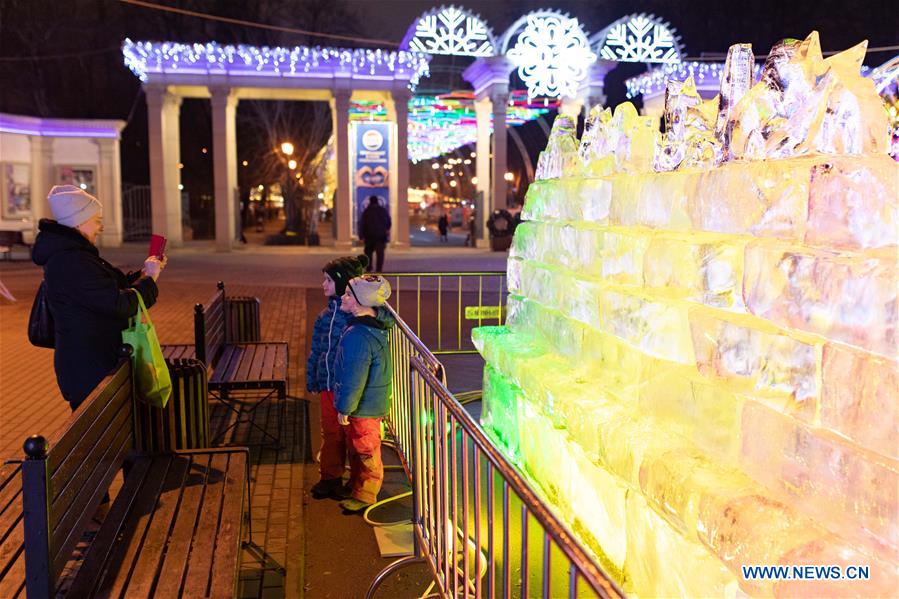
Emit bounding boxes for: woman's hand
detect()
[142,255,167,281]
[337,413,350,426]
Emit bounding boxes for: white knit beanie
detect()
[47,185,102,227]
[347,275,392,307]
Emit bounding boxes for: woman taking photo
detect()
[32,185,166,409]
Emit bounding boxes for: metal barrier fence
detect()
[375,312,624,598]
[381,272,508,355]
[384,303,445,477]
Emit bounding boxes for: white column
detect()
[210,86,238,252]
[331,88,352,249]
[390,88,411,247]
[28,136,54,235]
[144,85,183,246]
[560,96,585,118]
[473,98,492,248]
[491,90,509,214]
[97,138,123,247]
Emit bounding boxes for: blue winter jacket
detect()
[306,297,353,392]
[334,315,393,417]
[306,297,394,393]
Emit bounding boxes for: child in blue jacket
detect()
[333,274,394,513]
[307,255,368,499]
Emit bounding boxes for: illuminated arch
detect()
[499,10,596,99]
[400,5,496,57]
[591,13,684,64]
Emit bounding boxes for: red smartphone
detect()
[148,234,167,258]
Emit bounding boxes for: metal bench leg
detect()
[210,388,281,449]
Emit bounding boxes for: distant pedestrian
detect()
[359,196,391,272]
[465,210,478,247]
[32,185,166,409]
[307,254,393,501]
[438,213,449,242]
[333,275,394,513]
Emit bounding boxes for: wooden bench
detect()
[161,283,263,364]
[18,354,250,598]
[194,282,288,446]
[0,463,25,598]
[0,230,30,261]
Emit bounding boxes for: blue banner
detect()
[353,122,391,235]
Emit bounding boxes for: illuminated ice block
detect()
[475,31,899,598]
[820,344,898,460]
[804,155,899,249]
[744,240,897,357]
[625,493,739,599]
[690,309,819,405]
[741,400,899,554]
[643,235,746,309]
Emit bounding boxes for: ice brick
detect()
[820,344,898,460]
[625,492,739,598]
[744,241,897,357]
[481,364,523,459]
[690,309,820,405]
[610,170,693,230]
[805,155,899,249]
[567,446,628,572]
[601,289,695,364]
[774,534,899,598]
[691,158,810,238]
[741,400,899,554]
[638,361,745,461]
[644,235,747,309]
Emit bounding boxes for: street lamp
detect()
[504,171,514,182]
[288,159,297,170]
[280,142,294,156]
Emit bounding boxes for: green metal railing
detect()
[381,272,508,355]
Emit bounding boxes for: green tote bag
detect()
[122,290,172,408]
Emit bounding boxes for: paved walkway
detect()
[0,244,504,598]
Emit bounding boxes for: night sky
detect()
[0,0,895,197]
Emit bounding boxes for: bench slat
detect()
[51,425,134,581]
[65,457,153,598]
[209,452,247,598]
[249,345,275,381]
[93,456,173,597]
[0,464,23,584]
[49,390,131,525]
[162,344,194,360]
[234,343,257,382]
[47,364,130,471]
[264,344,280,380]
[209,345,241,385]
[153,454,213,597]
[0,548,25,598]
[0,520,24,588]
[123,456,191,597]
[181,452,229,597]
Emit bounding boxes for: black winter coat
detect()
[359,204,391,243]
[32,219,159,407]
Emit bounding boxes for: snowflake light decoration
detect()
[402,6,495,57]
[504,12,596,99]
[594,13,683,64]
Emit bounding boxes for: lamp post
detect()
[279,141,301,235]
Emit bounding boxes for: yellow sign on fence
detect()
[465,306,504,320]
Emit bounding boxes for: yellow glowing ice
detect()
[475,34,899,598]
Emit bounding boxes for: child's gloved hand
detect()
[337,413,350,426]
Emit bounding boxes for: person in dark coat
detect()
[358,196,391,272]
[437,213,449,242]
[31,185,166,410]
